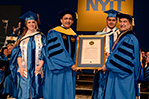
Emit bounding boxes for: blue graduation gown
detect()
[44,26,77,99]
[104,30,140,99]
[0,56,8,94]
[145,65,149,81]
[92,28,119,99]
[0,56,8,83]
[92,71,108,99]
[9,32,46,98]
[3,74,17,98]
[0,70,6,93]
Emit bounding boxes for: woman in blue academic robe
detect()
[9,11,46,99]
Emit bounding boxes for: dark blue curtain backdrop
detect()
[0,0,148,51]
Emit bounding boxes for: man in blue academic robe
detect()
[97,13,140,99]
[44,9,78,99]
[96,9,120,53]
[92,9,120,99]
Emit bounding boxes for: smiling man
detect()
[60,13,74,29]
[44,9,78,99]
[119,14,133,32]
[98,13,140,99]
[92,9,120,99]
[96,9,120,53]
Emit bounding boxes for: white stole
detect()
[102,27,120,53]
[19,32,43,78]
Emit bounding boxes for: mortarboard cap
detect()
[117,13,134,25]
[20,11,38,22]
[58,9,77,20]
[104,9,120,17]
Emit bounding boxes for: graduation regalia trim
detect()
[52,26,76,36]
[46,26,77,71]
[44,26,77,99]
[104,29,140,98]
[9,32,46,98]
[112,29,136,52]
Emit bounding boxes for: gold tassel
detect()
[140,49,144,67]
[132,17,135,26]
[37,14,41,24]
[117,17,119,23]
[75,12,78,19]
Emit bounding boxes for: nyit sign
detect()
[77,0,133,31]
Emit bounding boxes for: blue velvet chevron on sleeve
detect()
[46,30,74,72]
[106,35,135,78]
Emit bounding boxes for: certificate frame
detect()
[76,35,106,69]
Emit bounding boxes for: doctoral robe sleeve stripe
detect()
[145,72,149,78]
[118,48,134,59]
[109,60,132,74]
[47,37,58,45]
[114,54,134,67]
[122,42,134,50]
[145,68,149,80]
[48,49,63,58]
[48,43,60,51]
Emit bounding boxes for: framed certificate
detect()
[76,35,106,69]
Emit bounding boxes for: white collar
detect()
[21,31,40,41]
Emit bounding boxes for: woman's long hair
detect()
[15,20,40,46]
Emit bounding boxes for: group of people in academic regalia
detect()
[0,8,149,99]
[0,46,9,98]
[0,43,14,98]
[0,10,78,99]
[139,50,149,98]
[93,10,149,99]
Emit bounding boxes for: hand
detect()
[98,65,107,72]
[13,26,16,32]
[1,66,5,71]
[71,65,78,72]
[77,34,83,41]
[105,52,110,59]
[19,67,27,77]
[18,22,21,29]
[77,37,79,41]
[34,66,42,76]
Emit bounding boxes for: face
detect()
[60,14,74,28]
[3,49,8,56]
[106,17,117,29]
[7,45,13,55]
[141,51,146,57]
[119,18,132,32]
[26,20,36,31]
[146,52,149,58]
